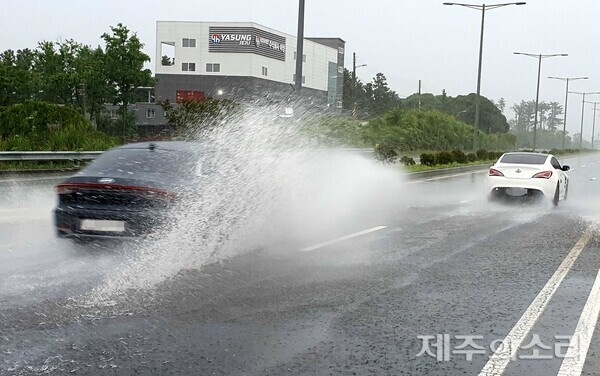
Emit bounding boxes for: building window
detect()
[338,66,343,74]
[338,47,345,55]
[182,62,195,71]
[206,63,220,73]
[292,74,306,84]
[262,66,268,76]
[336,101,343,108]
[293,52,306,62]
[110,110,118,120]
[146,108,155,119]
[182,38,196,47]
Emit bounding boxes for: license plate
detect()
[80,219,126,232]
[506,187,528,197]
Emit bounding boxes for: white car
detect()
[485,152,570,206]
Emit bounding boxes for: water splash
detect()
[84,105,406,305]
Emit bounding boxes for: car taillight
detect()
[532,171,553,179]
[489,168,504,177]
[56,184,76,194]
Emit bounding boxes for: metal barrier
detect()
[0,151,103,162]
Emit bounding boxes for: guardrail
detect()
[0,151,103,162]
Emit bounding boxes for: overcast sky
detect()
[2,0,600,137]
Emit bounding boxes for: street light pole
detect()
[514,52,568,151]
[591,102,599,149]
[569,91,600,149]
[548,76,588,149]
[444,2,526,151]
[294,0,305,93]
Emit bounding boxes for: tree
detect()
[0,48,38,106]
[101,23,153,133]
[370,73,399,116]
[161,55,173,66]
[546,101,563,132]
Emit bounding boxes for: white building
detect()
[155,21,345,108]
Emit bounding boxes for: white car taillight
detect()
[532,171,553,179]
[489,168,504,177]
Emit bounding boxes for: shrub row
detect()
[418,149,504,167]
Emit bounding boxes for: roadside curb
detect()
[405,164,489,179]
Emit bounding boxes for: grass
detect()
[402,160,495,173]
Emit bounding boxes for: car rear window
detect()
[499,153,547,165]
[83,148,197,178]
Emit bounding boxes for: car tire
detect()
[552,183,560,207]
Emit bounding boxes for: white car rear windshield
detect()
[500,154,547,165]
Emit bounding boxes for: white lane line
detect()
[407,169,487,183]
[299,226,387,252]
[557,269,600,376]
[479,228,594,376]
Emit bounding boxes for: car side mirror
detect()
[562,165,570,171]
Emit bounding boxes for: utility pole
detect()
[294,0,305,93]
[418,80,422,109]
[351,52,367,117]
[352,52,356,116]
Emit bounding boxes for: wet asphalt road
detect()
[2,155,600,375]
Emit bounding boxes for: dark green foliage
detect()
[374,143,398,164]
[400,156,416,166]
[476,149,489,160]
[467,153,477,162]
[420,153,436,167]
[364,109,516,151]
[451,149,468,164]
[0,101,116,150]
[435,151,454,165]
[102,23,154,122]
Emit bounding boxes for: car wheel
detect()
[552,183,560,207]
[564,184,568,201]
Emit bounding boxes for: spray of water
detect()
[84,104,407,306]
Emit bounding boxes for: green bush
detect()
[400,156,416,165]
[467,153,477,162]
[374,143,398,164]
[451,149,468,164]
[476,149,488,160]
[0,101,117,151]
[435,151,454,165]
[420,153,436,166]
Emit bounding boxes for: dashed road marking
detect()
[299,226,387,252]
[479,228,594,376]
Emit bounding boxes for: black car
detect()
[54,141,204,238]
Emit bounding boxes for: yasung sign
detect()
[209,33,253,45]
[208,26,286,61]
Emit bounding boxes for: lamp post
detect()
[514,52,568,151]
[547,76,588,149]
[591,103,600,149]
[583,101,600,149]
[569,91,600,149]
[444,2,526,151]
[294,0,305,93]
